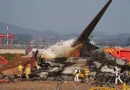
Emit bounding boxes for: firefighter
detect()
[84,66,90,81]
[25,64,31,79]
[114,66,123,84]
[123,82,129,90]
[73,67,80,82]
[17,63,24,78]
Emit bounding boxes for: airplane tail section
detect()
[71,0,112,47]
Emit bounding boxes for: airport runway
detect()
[0,49,25,54]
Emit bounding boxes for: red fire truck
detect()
[104,47,130,62]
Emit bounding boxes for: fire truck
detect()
[104,47,130,62]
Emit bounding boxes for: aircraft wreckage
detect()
[1,0,130,84]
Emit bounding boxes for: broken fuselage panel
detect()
[37,39,83,60]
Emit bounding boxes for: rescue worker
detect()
[114,66,123,84]
[17,63,24,78]
[25,64,31,79]
[84,66,90,81]
[123,82,129,90]
[73,67,80,82]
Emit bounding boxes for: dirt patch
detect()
[0,56,35,75]
[0,81,91,90]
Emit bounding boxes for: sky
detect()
[0,0,130,35]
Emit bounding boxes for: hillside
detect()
[1,22,130,45]
[0,22,59,37]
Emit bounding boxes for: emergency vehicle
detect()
[104,47,130,62]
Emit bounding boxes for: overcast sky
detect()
[0,0,130,34]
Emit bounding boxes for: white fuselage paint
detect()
[37,39,77,60]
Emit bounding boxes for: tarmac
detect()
[0,49,25,54]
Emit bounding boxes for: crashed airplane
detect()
[34,0,113,70]
[2,0,126,83]
[32,0,130,83]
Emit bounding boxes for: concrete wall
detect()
[0,49,25,54]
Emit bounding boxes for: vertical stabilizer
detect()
[72,0,112,47]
